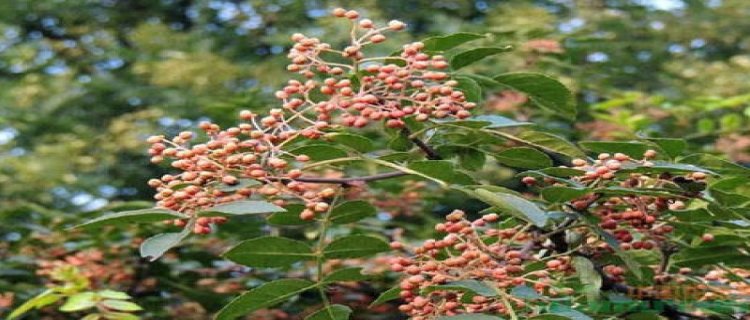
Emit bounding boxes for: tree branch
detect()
[657,243,677,275]
[401,128,442,160]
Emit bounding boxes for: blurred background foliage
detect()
[2,0,750,319]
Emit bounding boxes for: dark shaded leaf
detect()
[369,286,401,307]
[215,279,316,320]
[454,75,482,102]
[324,133,375,153]
[223,236,315,268]
[541,186,591,203]
[323,235,389,259]
[329,201,376,224]
[495,147,553,169]
[451,46,513,70]
[305,305,352,320]
[422,32,485,51]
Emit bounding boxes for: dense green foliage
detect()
[3,1,750,319]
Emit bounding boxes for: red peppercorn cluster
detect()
[146,116,341,233]
[388,210,573,319]
[146,8,479,234]
[283,8,475,129]
[523,150,712,281]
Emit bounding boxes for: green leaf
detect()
[470,115,533,129]
[422,32,485,51]
[323,235,390,259]
[74,208,186,229]
[408,160,475,185]
[541,186,591,203]
[495,147,553,169]
[305,304,352,320]
[572,256,602,301]
[520,170,583,187]
[619,161,715,175]
[672,246,750,268]
[510,285,541,299]
[388,132,412,151]
[597,186,680,198]
[424,280,497,297]
[321,267,372,283]
[267,204,312,226]
[288,144,349,161]
[436,145,487,170]
[437,315,504,320]
[538,167,586,177]
[60,292,97,312]
[548,304,594,320]
[103,313,139,320]
[215,279,316,320]
[140,230,189,261]
[448,115,532,129]
[100,299,143,311]
[472,188,548,227]
[97,290,131,300]
[7,289,62,320]
[493,73,576,120]
[450,46,513,70]
[579,141,653,159]
[529,316,573,320]
[369,286,401,307]
[512,131,586,159]
[329,201,376,224]
[223,236,315,268]
[679,153,750,174]
[460,73,505,89]
[324,133,374,153]
[454,75,482,102]
[198,200,285,217]
[645,138,686,158]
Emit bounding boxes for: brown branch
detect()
[401,128,442,160]
[657,243,677,274]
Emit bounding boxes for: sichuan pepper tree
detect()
[31,8,750,320]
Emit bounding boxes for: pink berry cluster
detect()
[388,210,572,319]
[146,118,340,233]
[282,8,475,129]
[146,8,479,234]
[522,150,711,280]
